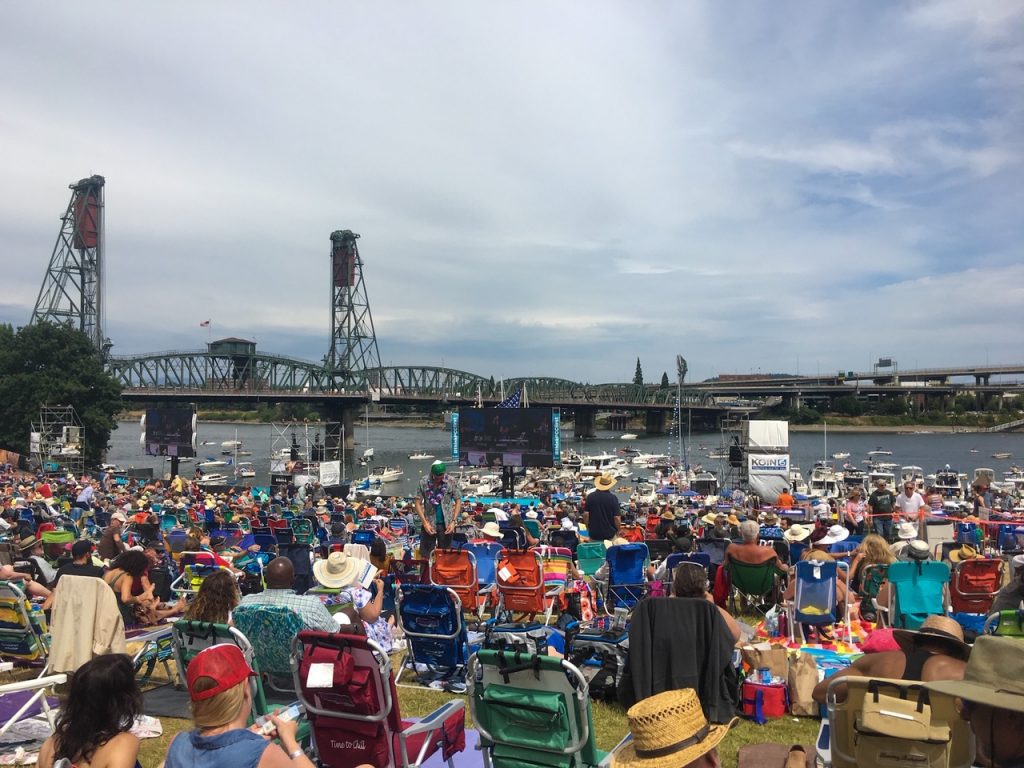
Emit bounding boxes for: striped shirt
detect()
[238,589,337,633]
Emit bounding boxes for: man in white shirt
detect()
[894,482,928,523]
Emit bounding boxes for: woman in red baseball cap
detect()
[164,644,314,768]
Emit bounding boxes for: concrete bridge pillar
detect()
[645,410,666,435]
[573,408,597,440]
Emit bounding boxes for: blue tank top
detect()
[165,728,269,768]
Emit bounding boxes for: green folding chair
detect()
[469,649,606,768]
[291,518,314,545]
[984,609,1024,637]
[726,558,780,616]
[523,518,541,540]
[576,542,606,578]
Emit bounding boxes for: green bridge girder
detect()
[106,351,713,407]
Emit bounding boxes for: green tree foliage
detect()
[833,395,864,416]
[0,323,123,465]
[877,396,909,416]
[633,357,644,386]
[660,371,670,388]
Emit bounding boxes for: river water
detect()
[106,419,1022,494]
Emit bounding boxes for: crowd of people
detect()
[3,458,1023,768]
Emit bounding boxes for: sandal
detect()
[785,744,806,768]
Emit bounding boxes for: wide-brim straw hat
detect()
[312,551,361,589]
[480,521,503,539]
[784,524,811,542]
[726,514,741,527]
[818,525,850,546]
[893,615,971,662]
[700,512,718,525]
[611,688,736,768]
[595,474,617,491]
[604,536,629,549]
[948,544,979,563]
[659,510,675,521]
[928,636,1024,712]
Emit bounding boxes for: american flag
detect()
[497,385,523,408]
[200,320,211,328]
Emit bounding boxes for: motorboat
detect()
[934,467,964,499]
[199,459,230,470]
[809,461,843,499]
[973,468,995,486]
[630,452,671,467]
[619,433,638,440]
[707,447,729,460]
[368,466,404,483]
[237,462,256,479]
[841,467,867,493]
[867,448,893,457]
[831,452,850,460]
[867,464,896,488]
[162,456,193,463]
[197,473,229,485]
[992,452,1012,459]
[578,452,624,476]
[691,471,718,497]
[221,440,242,449]
[408,451,435,460]
[789,467,809,496]
[900,466,925,491]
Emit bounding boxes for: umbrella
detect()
[679,489,700,497]
[793,493,810,501]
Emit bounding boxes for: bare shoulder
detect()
[95,731,141,767]
[923,655,967,681]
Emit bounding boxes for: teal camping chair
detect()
[576,542,607,578]
[233,605,306,702]
[885,560,949,629]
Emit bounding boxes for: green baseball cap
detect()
[430,461,446,475]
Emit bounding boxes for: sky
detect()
[1,0,1022,385]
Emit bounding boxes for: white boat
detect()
[368,466,403,483]
[831,452,850,460]
[867,448,893,457]
[197,473,229,485]
[934,466,963,498]
[789,467,809,496]
[163,456,193,463]
[408,451,435,460]
[619,433,638,440]
[363,447,375,459]
[630,452,670,467]
[199,459,230,469]
[973,468,996,486]
[221,440,242,449]
[992,452,1012,459]
[901,466,925,490]
[809,461,843,499]
[237,462,256,478]
[201,440,216,446]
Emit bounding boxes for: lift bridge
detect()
[29,174,728,443]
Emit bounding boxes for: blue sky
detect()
[1,1,1021,384]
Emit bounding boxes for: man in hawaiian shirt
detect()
[414,461,461,558]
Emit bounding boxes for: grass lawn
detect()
[135,673,822,768]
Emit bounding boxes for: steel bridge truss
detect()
[108,352,712,407]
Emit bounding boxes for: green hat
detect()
[430,461,446,475]
[927,636,1024,712]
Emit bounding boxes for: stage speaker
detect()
[729,445,744,467]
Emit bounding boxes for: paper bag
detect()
[788,651,819,716]
[741,643,788,679]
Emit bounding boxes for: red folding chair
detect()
[430,549,488,619]
[292,631,465,767]
[496,550,563,624]
[620,524,645,543]
[644,514,661,538]
[950,558,1004,614]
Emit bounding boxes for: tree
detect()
[633,357,644,386]
[0,322,123,466]
[833,395,864,416]
[660,371,670,388]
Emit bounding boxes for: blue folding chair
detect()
[463,541,503,593]
[352,530,376,547]
[605,543,649,615]
[395,584,468,687]
[664,552,711,584]
[785,560,849,642]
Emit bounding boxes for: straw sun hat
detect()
[312,551,361,589]
[612,689,736,768]
[892,615,971,662]
[594,474,617,491]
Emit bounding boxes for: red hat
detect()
[186,644,255,701]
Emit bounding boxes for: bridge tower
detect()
[327,230,381,385]
[31,175,110,357]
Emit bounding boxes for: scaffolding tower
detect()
[326,230,381,387]
[31,175,110,357]
[31,405,85,477]
[269,421,347,486]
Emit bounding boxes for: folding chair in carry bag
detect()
[396,584,468,686]
[292,630,466,768]
[430,548,488,620]
[468,649,606,768]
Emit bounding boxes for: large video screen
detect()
[454,408,560,468]
[143,408,196,458]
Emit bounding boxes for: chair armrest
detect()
[599,734,631,766]
[401,698,465,735]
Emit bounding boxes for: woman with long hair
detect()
[849,532,896,620]
[104,550,183,627]
[38,654,142,768]
[184,570,240,625]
